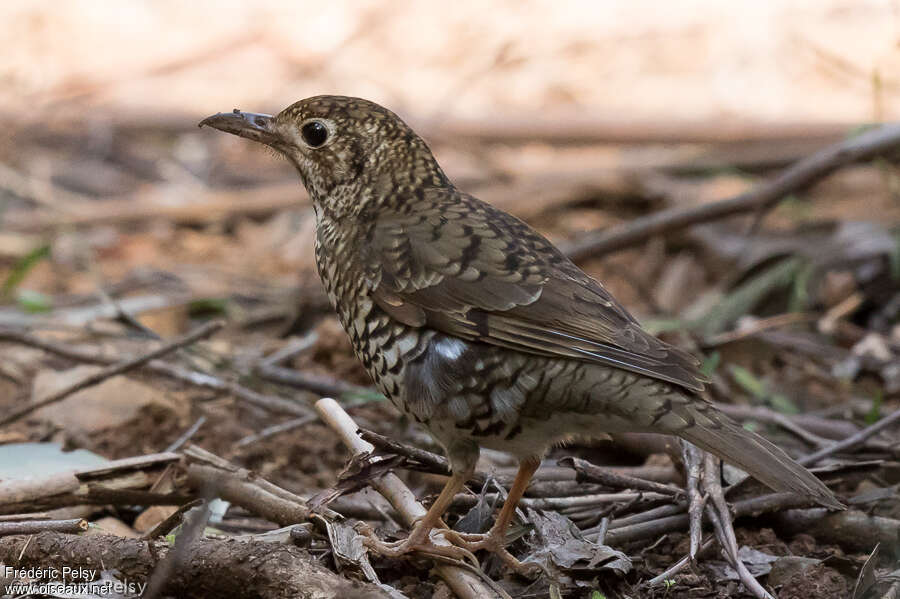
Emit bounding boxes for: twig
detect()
[255,362,370,398]
[715,403,858,443]
[800,406,900,466]
[259,332,319,366]
[557,456,683,497]
[234,415,317,448]
[702,312,817,347]
[705,503,773,599]
[315,397,505,599]
[645,537,715,587]
[142,499,205,540]
[601,492,816,545]
[165,417,207,453]
[0,518,87,536]
[181,446,312,526]
[703,453,774,599]
[560,123,900,260]
[0,327,315,419]
[0,320,223,428]
[681,442,705,559]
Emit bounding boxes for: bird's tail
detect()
[670,401,844,510]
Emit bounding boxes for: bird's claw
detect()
[358,521,482,568]
[357,523,541,578]
[437,529,543,579]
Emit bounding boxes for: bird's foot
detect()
[357,521,481,567]
[438,529,543,578]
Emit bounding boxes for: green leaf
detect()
[340,389,387,405]
[697,257,803,337]
[768,392,800,415]
[729,365,798,414]
[2,243,50,298]
[866,391,883,425]
[728,364,767,399]
[16,289,53,313]
[643,317,689,335]
[188,297,229,316]
[889,232,900,281]
[591,592,607,599]
[789,262,815,312]
[700,351,721,377]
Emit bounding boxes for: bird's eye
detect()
[301,121,329,147]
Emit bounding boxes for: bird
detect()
[200,96,842,570]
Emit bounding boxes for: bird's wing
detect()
[365,190,706,392]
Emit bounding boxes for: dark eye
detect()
[301,121,329,147]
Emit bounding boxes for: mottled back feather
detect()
[366,188,707,393]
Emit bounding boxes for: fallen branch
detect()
[0,531,391,599]
[0,453,185,515]
[0,518,87,536]
[771,509,900,553]
[799,405,900,466]
[0,320,224,427]
[560,123,900,260]
[181,445,311,526]
[558,456,683,497]
[600,492,816,545]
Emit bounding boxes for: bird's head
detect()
[200,95,448,217]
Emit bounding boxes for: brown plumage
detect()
[200,96,842,561]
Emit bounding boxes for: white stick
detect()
[315,398,505,599]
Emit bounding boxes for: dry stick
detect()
[0,519,87,536]
[646,537,716,587]
[716,403,857,444]
[561,123,900,260]
[182,445,316,523]
[315,398,506,599]
[799,405,900,466]
[602,492,816,545]
[557,456,683,497]
[234,415,318,448]
[255,362,368,398]
[603,408,897,545]
[681,442,705,559]
[165,416,207,453]
[705,504,773,599]
[361,430,677,499]
[359,428,455,476]
[703,454,774,599]
[0,320,223,428]
[0,328,314,419]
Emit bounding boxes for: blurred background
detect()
[1,2,900,597]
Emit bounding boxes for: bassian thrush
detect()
[200,96,842,568]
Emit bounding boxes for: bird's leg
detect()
[361,442,479,564]
[441,456,543,577]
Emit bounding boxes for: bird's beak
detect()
[199,109,281,146]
